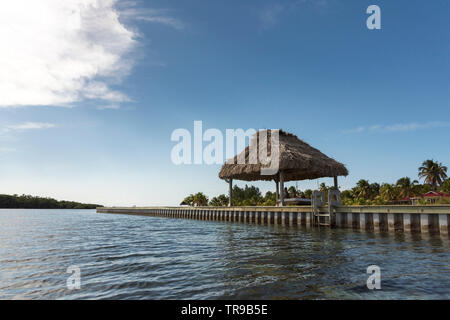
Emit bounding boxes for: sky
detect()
[0,0,449,206]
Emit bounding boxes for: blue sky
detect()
[0,0,449,206]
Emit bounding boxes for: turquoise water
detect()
[0,209,449,299]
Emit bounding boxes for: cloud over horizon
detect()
[3,122,56,132]
[343,121,450,134]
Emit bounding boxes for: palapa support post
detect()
[334,176,338,190]
[280,171,285,206]
[275,180,279,202]
[228,179,233,207]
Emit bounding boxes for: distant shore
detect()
[0,194,102,209]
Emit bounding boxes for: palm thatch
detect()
[218,129,348,182]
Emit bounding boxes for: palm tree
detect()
[181,194,193,206]
[380,183,396,201]
[182,192,209,206]
[396,177,418,198]
[288,186,298,198]
[209,194,229,206]
[319,183,328,193]
[193,192,208,206]
[418,160,448,190]
[354,179,371,199]
[369,183,380,199]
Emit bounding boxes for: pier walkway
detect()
[98,205,450,236]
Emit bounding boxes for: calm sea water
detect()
[0,209,449,300]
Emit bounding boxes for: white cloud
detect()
[0,0,137,107]
[118,5,185,30]
[5,122,56,131]
[0,0,182,108]
[97,104,121,110]
[343,121,450,134]
[260,4,285,29]
[0,147,16,154]
[259,0,328,29]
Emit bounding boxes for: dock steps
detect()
[313,211,331,227]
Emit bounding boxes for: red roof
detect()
[423,191,450,198]
[399,191,450,201]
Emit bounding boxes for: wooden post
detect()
[280,171,285,206]
[420,214,429,233]
[334,176,338,189]
[228,179,233,207]
[439,214,448,235]
[359,213,366,230]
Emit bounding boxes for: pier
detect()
[97,205,450,236]
[98,130,450,237]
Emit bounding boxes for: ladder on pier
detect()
[313,212,331,227]
[312,190,327,227]
[312,190,341,227]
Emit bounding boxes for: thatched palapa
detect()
[219,130,348,182]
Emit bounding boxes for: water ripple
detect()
[0,209,449,299]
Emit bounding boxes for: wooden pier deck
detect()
[97,205,450,236]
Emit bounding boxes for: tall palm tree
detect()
[369,183,380,199]
[418,160,448,190]
[319,183,328,193]
[182,192,209,206]
[354,179,371,199]
[380,183,396,201]
[288,186,298,197]
[396,177,418,198]
[193,192,208,206]
[181,194,195,206]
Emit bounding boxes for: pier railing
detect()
[97,205,450,235]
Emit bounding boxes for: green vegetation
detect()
[182,185,278,207]
[0,194,102,209]
[209,194,229,207]
[339,178,433,205]
[418,160,447,189]
[340,160,448,205]
[180,192,209,207]
[182,159,450,207]
[441,179,450,193]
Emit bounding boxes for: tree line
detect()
[182,159,449,206]
[0,194,102,209]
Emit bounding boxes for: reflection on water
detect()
[0,209,449,299]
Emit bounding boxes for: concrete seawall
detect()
[97,205,450,236]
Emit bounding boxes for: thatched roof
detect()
[218,129,348,182]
